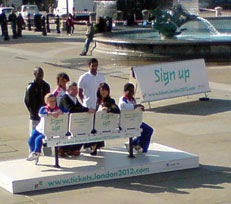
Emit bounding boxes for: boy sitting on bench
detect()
[27,93,67,163]
[118,83,153,153]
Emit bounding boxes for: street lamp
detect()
[66,0,69,15]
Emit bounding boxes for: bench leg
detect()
[54,147,61,168]
[128,137,135,158]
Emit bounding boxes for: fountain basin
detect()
[94,18,231,62]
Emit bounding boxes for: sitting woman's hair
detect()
[44,93,55,104]
[97,83,110,102]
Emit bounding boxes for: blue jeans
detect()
[133,122,153,153]
[28,129,45,153]
[81,36,93,55]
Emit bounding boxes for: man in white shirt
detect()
[78,58,105,109]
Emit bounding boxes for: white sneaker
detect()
[27,152,39,161]
[134,145,143,153]
[34,157,39,165]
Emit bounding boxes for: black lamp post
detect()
[66,0,69,15]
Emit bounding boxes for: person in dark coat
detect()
[65,15,74,36]
[85,82,120,156]
[24,67,50,135]
[17,13,24,37]
[24,67,51,156]
[0,11,9,40]
[8,10,17,39]
[59,82,95,157]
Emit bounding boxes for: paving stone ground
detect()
[0,14,231,203]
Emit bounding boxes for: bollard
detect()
[27,14,32,31]
[55,15,61,33]
[46,14,50,33]
[42,16,47,36]
[215,7,222,17]
[34,14,42,31]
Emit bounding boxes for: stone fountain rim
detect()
[94,29,231,45]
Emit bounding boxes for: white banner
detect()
[133,59,210,103]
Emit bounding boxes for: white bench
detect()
[43,110,143,167]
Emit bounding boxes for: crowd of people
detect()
[24,58,154,162]
[0,10,25,40]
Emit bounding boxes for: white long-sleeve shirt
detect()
[118,95,136,110]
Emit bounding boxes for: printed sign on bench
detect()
[120,109,143,136]
[69,112,94,137]
[94,111,119,134]
[44,114,69,140]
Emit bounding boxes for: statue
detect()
[149,4,197,38]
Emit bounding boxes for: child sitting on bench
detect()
[27,93,67,162]
[118,83,153,153]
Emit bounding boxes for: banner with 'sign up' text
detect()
[133,59,210,103]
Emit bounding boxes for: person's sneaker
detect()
[80,53,86,56]
[34,157,39,165]
[27,152,39,161]
[134,145,143,153]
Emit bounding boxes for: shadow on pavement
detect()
[21,164,231,195]
[148,99,231,116]
[0,34,85,44]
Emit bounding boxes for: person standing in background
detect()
[25,67,50,134]
[24,67,51,155]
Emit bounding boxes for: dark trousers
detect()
[133,122,153,153]
[11,23,17,38]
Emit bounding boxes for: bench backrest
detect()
[119,109,143,134]
[69,112,94,137]
[94,111,119,134]
[43,110,143,144]
[44,114,69,140]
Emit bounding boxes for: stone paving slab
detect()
[0,26,230,203]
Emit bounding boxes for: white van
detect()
[19,5,39,18]
[0,7,14,19]
[54,0,93,16]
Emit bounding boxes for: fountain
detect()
[149,4,198,38]
[93,4,231,62]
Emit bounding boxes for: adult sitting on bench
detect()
[59,82,95,157]
[85,83,120,155]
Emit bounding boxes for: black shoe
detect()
[90,150,97,156]
[90,144,97,156]
[80,53,86,56]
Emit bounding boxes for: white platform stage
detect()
[0,143,199,194]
